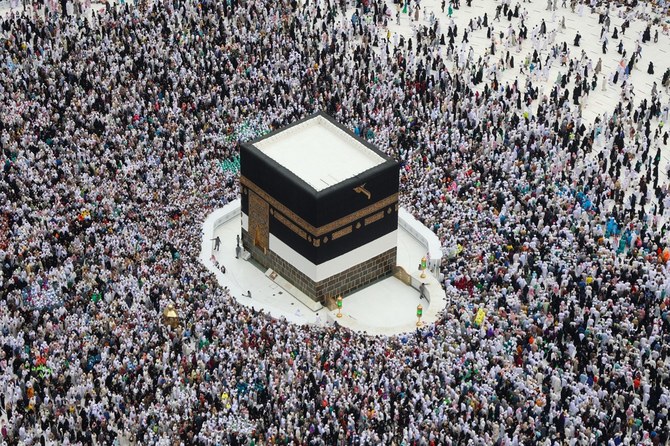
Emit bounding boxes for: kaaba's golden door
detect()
[248,191,269,253]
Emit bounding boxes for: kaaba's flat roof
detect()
[253,114,385,191]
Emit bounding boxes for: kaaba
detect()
[240,112,400,303]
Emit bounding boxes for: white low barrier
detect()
[212,198,242,229]
[398,208,443,277]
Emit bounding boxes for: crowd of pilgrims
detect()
[1,0,670,444]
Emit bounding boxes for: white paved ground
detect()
[199,203,446,336]
[387,0,669,125]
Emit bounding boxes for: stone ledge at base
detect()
[264,269,324,312]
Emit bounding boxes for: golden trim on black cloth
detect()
[364,211,384,226]
[273,210,308,240]
[332,225,353,240]
[240,176,398,237]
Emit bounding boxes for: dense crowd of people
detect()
[1,0,670,444]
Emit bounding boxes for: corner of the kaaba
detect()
[239,140,319,226]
